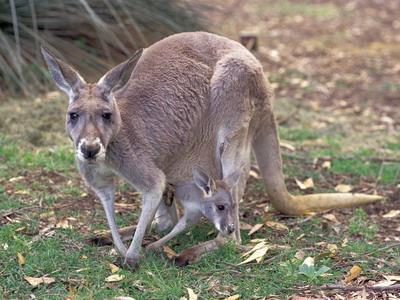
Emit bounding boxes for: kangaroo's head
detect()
[41,46,143,163]
[192,167,241,236]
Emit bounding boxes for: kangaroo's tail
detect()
[252,113,383,215]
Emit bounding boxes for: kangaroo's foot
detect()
[88,225,136,247]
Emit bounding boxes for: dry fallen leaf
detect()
[105,274,125,282]
[383,275,400,282]
[334,184,352,193]
[265,221,289,231]
[296,233,305,241]
[248,223,263,236]
[17,252,26,266]
[280,141,296,151]
[295,177,314,190]
[187,287,198,300]
[322,161,331,169]
[327,244,338,255]
[9,176,24,182]
[14,190,29,195]
[24,276,55,287]
[383,210,400,218]
[373,280,396,287]
[109,263,120,273]
[344,265,362,283]
[242,241,267,257]
[249,238,266,244]
[162,245,178,259]
[295,250,306,260]
[55,218,73,229]
[322,213,339,223]
[248,170,260,179]
[239,242,269,265]
[223,295,240,300]
[240,222,253,230]
[76,268,88,273]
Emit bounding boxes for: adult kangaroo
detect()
[41,32,382,267]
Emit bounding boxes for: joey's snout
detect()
[219,223,235,236]
[226,223,235,235]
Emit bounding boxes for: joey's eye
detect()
[204,186,210,194]
[102,112,112,120]
[69,112,79,121]
[217,205,225,211]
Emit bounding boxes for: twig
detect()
[365,242,400,256]
[302,284,400,292]
[196,268,264,278]
[286,216,314,226]
[282,152,400,163]
[277,108,300,125]
[1,206,41,218]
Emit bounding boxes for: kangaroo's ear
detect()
[193,167,215,197]
[41,46,85,99]
[97,48,143,95]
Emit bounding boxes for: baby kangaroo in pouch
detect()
[147,166,241,251]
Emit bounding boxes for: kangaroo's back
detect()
[113,32,264,181]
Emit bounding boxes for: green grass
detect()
[269,1,340,20]
[250,1,340,21]
[348,208,379,239]
[1,131,399,299]
[279,127,320,142]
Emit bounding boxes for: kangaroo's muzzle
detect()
[81,142,101,159]
[77,138,105,161]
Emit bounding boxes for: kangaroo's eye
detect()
[69,112,79,120]
[217,205,225,211]
[102,112,112,120]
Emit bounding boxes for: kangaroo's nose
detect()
[81,142,101,159]
[227,224,235,234]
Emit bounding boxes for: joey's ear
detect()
[97,48,143,95]
[41,46,85,99]
[193,167,215,197]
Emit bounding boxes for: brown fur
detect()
[42,31,383,268]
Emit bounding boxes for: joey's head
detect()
[192,167,241,236]
[41,46,143,163]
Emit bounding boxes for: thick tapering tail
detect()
[269,193,383,215]
[252,113,384,215]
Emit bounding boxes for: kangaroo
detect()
[41,32,382,268]
[147,164,241,250]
